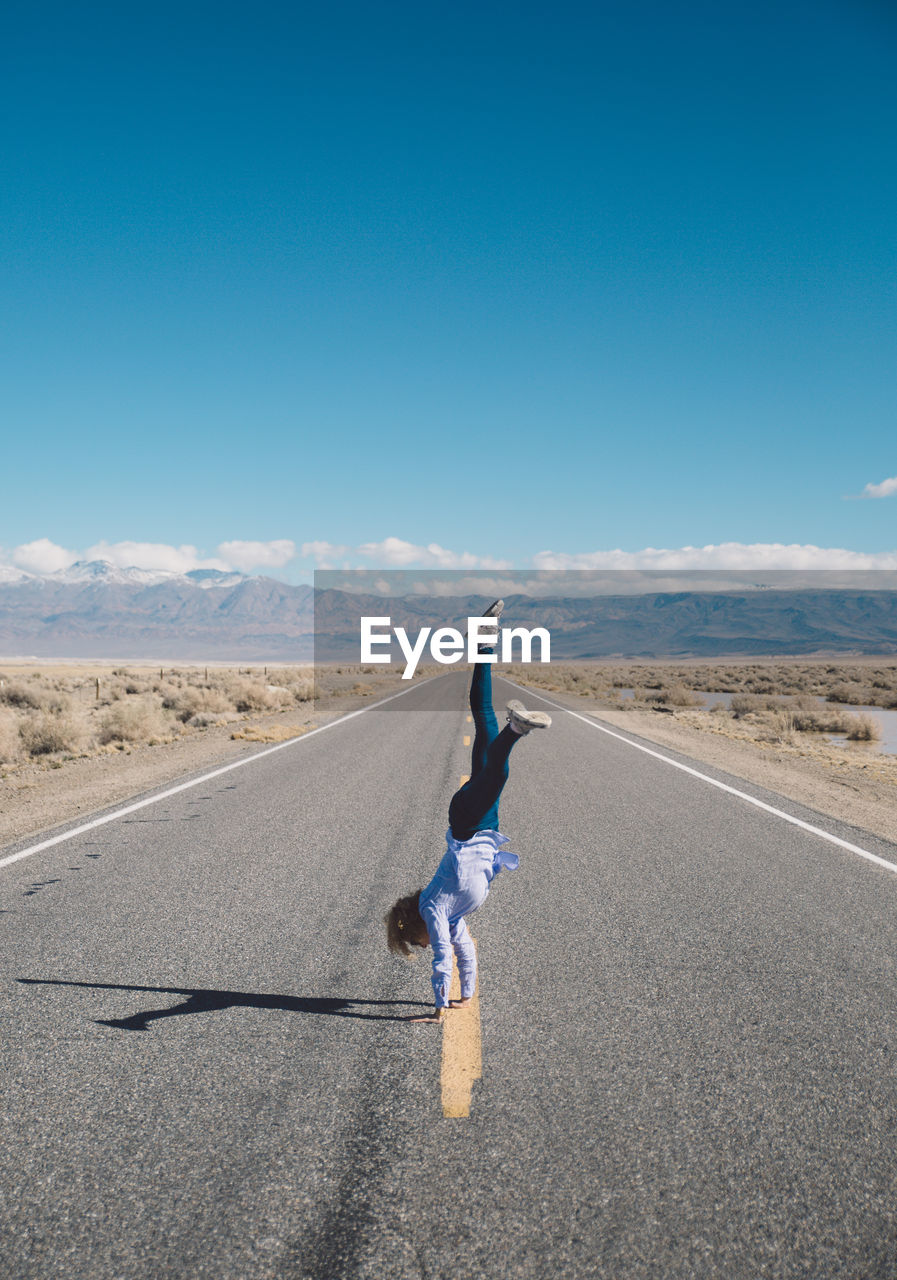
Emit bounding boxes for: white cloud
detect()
[532,542,897,571]
[299,536,512,571]
[217,539,296,571]
[301,540,351,569]
[357,537,512,570]
[405,574,533,597]
[858,475,897,499]
[1,537,299,579]
[12,539,78,574]
[85,540,230,574]
[6,536,897,591]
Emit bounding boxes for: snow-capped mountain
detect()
[41,560,250,588]
[0,564,314,658]
[45,560,179,586]
[0,565,33,585]
[184,569,248,589]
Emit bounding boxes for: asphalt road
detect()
[3,670,897,1279]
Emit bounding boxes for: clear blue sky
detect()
[2,0,895,579]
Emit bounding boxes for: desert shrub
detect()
[231,680,277,713]
[43,691,72,715]
[844,713,882,742]
[265,666,313,685]
[20,713,83,756]
[164,686,233,722]
[265,684,299,709]
[0,710,21,763]
[730,694,782,719]
[752,709,796,744]
[826,684,866,705]
[647,683,703,708]
[98,697,167,744]
[0,681,43,710]
[2,682,71,714]
[745,677,779,695]
[187,711,241,728]
[783,696,842,733]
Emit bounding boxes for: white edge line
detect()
[0,679,427,871]
[509,681,897,878]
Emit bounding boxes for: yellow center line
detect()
[459,773,469,785]
[463,734,471,746]
[441,942,482,1118]
[466,714,472,723]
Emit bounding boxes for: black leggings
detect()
[447,662,519,841]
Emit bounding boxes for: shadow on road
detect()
[18,978,428,1030]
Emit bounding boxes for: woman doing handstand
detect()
[385,601,550,1023]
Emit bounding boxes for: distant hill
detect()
[0,562,314,659]
[312,588,897,661]
[0,566,895,660]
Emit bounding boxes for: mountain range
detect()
[1,562,896,660]
[0,562,314,659]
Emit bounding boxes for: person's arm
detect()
[450,916,476,1006]
[408,905,452,1023]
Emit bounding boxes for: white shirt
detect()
[418,828,519,1008]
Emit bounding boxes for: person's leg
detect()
[448,723,520,839]
[468,659,499,776]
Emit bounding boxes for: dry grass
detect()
[19,712,84,756]
[0,663,403,778]
[230,723,316,743]
[646,683,704,708]
[512,659,897,704]
[845,713,881,742]
[2,657,892,776]
[98,697,169,745]
[0,709,23,763]
[509,660,894,749]
[0,681,45,710]
[0,664,324,769]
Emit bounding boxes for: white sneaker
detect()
[464,598,504,632]
[506,699,552,733]
[466,599,504,652]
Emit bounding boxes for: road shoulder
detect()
[0,682,402,852]
[515,684,897,847]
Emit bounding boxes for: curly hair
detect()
[384,889,425,958]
